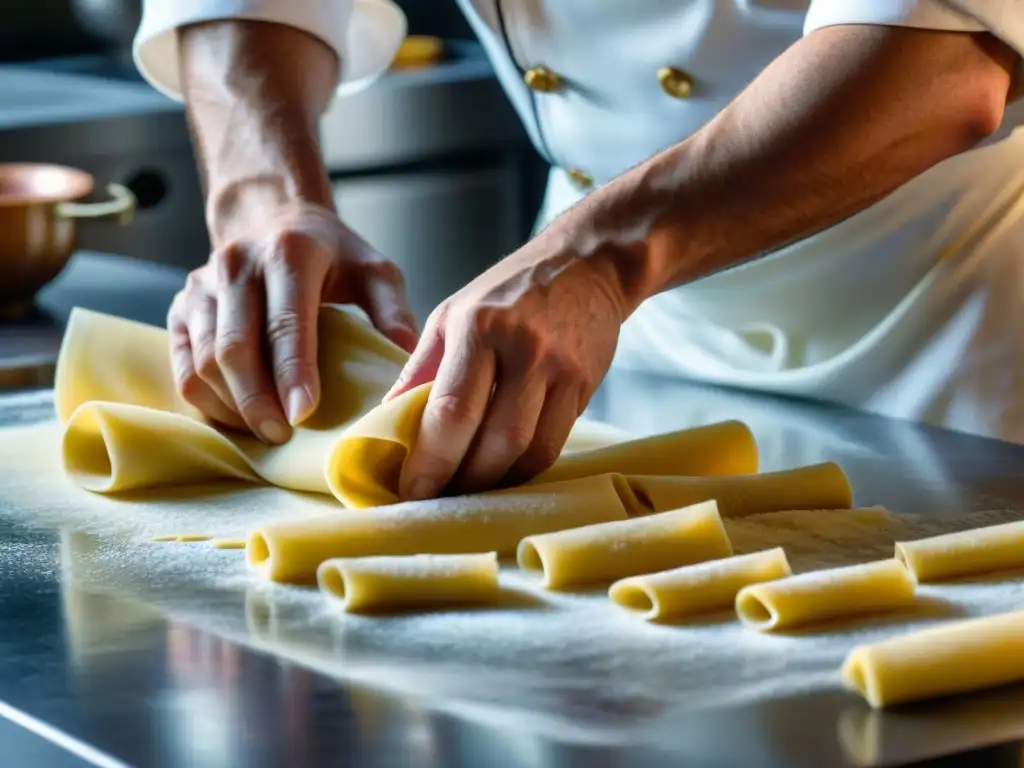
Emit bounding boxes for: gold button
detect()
[566,168,593,190]
[524,65,563,93]
[658,66,694,99]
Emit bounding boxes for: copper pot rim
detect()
[0,163,95,208]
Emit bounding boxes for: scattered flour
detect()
[4,412,1024,753]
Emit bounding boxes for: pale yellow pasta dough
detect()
[317,553,499,613]
[55,307,756,507]
[842,611,1024,708]
[527,421,758,485]
[624,462,852,519]
[209,539,247,550]
[248,474,633,583]
[735,559,917,632]
[516,500,732,590]
[895,520,1024,582]
[609,548,792,622]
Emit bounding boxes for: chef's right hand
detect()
[167,201,418,443]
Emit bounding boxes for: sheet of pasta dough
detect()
[56,307,758,507]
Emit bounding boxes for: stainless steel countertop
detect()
[2,253,1024,767]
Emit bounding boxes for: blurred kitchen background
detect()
[0,0,549,323]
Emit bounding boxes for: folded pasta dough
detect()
[842,611,1024,708]
[330,418,758,509]
[56,307,756,507]
[735,559,917,632]
[610,548,791,622]
[317,553,499,613]
[248,474,633,583]
[516,500,732,590]
[625,462,852,519]
[895,520,1024,582]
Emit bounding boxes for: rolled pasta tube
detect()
[317,553,499,614]
[529,420,758,484]
[609,548,792,622]
[626,462,852,518]
[842,611,1024,709]
[248,473,631,583]
[516,500,732,589]
[895,520,1024,582]
[735,559,917,633]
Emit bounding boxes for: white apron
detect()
[539,130,1024,444]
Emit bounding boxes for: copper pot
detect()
[0,163,136,316]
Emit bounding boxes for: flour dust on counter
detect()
[6,386,1024,743]
[12,446,1023,750]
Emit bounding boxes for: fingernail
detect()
[287,386,314,425]
[258,419,291,445]
[404,477,436,501]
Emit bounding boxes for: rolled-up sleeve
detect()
[805,0,1024,58]
[134,0,407,101]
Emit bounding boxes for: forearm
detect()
[178,20,340,246]
[580,25,1016,310]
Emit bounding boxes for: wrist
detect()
[206,163,335,247]
[559,168,678,317]
[178,20,340,247]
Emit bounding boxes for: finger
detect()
[501,381,582,487]
[398,333,496,501]
[447,368,547,496]
[360,261,419,353]
[168,323,246,430]
[264,237,327,426]
[383,313,444,402]
[213,247,290,444]
[184,289,238,416]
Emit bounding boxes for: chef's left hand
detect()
[384,218,631,500]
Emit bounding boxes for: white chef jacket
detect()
[135,1,1024,444]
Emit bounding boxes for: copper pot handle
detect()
[55,183,136,225]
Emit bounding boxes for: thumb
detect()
[384,322,444,402]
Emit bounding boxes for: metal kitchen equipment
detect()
[0,163,135,316]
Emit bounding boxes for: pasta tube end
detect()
[246,531,272,569]
[516,538,551,584]
[317,562,349,604]
[841,648,881,709]
[609,579,659,621]
[735,588,778,631]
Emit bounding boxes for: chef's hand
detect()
[168,201,418,443]
[384,216,631,500]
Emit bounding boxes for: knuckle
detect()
[176,371,206,405]
[167,292,187,327]
[265,310,307,346]
[523,440,562,475]
[214,332,252,368]
[231,388,265,415]
[265,231,311,271]
[210,243,252,284]
[184,269,205,293]
[365,258,404,287]
[427,392,478,432]
[463,304,499,334]
[193,344,219,379]
[500,423,535,455]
